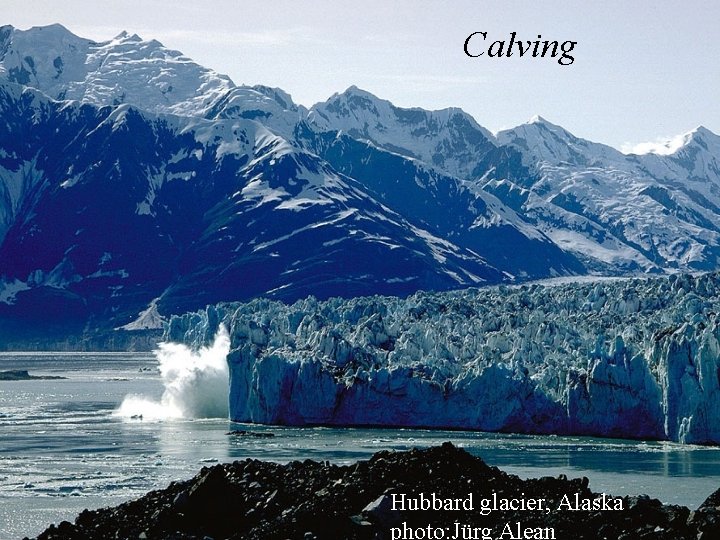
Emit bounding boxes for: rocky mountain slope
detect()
[306,85,720,275]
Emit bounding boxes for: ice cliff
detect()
[166,273,720,444]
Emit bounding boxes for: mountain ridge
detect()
[0,78,513,344]
[2,24,716,153]
[1,24,719,345]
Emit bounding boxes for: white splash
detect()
[116,326,231,420]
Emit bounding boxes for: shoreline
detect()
[28,442,720,540]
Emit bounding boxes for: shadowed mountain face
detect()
[0,84,506,342]
[1,24,719,344]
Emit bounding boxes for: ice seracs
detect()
[167,272,720,444]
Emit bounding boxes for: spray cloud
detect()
[117,326,231,420]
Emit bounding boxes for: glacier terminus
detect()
[167,273,720,444]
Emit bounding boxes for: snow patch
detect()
[120,299,166,331]
[0,279,30,304]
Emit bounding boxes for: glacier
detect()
[167,272,720,444]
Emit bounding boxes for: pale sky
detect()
[3,0,719,152]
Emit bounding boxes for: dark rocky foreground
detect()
[29,443,720,540]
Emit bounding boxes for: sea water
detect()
[2,348,720,540]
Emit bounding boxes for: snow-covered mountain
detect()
[0,81,509,344]
[490,117,720,273]
[0,24,304,136]
[167,272,720,444]
[0,24,584,344]
[1,23,720,344]
[306,87,720,275]
[307,86,497,180]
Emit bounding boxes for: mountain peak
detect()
[12,23,82,43]
[497,116,625,168]
[112,30,142,42]
[308,86,498,179]
[689,125,718,142]
[499,115,576,145]
[528,114,548,125]
[331,85,383,108]
[682,125,720,155]
[2,23,81,42]
[342,84,374,97]
[0,24,237,118]
[523,115,569,134]
[28,23,74,34]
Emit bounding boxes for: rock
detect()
[0,370,67,381]
[698,487,720,510]
[29,443,720,540]
[360,493,402,527]
[172,491,190,512]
